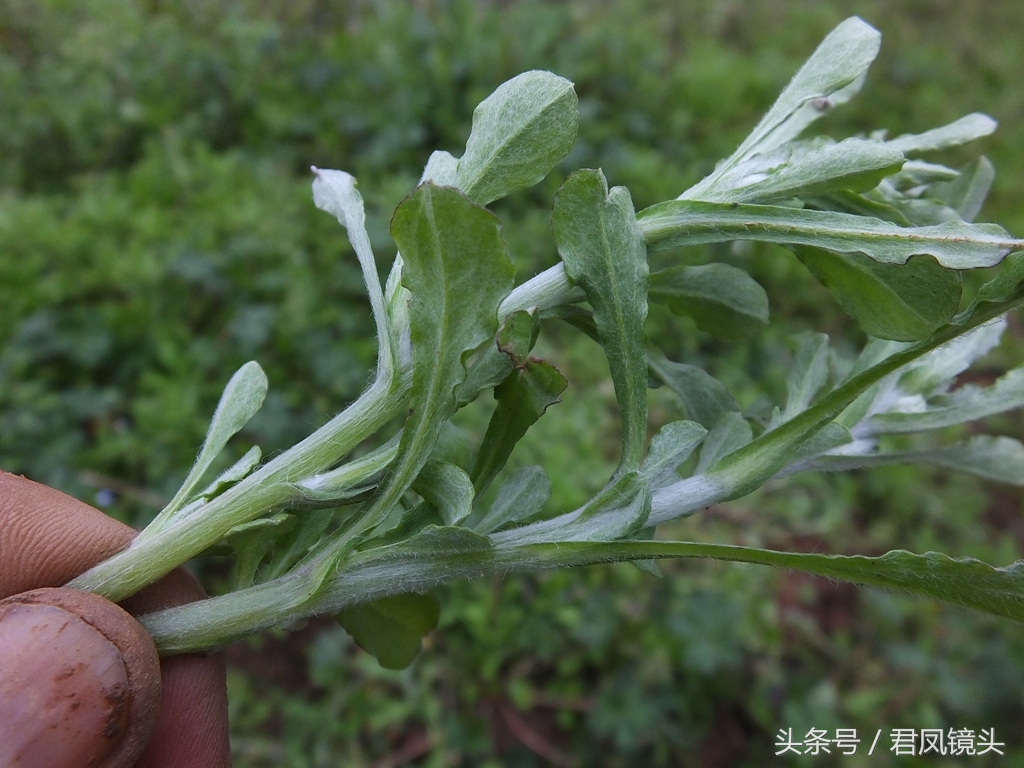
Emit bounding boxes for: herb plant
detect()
[68,17,1024,670]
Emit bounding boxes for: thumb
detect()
[0,588,161,768]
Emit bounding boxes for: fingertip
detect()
[0,588,161,768]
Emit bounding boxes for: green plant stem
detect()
[67,371,411,601]
[140,533,1024,655]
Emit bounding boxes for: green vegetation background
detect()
[2,1,1023,765]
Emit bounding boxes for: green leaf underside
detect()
[887,113,997,154]
[455,71,579,205]
[571,485,651,541]
[782,333,830,421]
[705,257,1024,496]
[873,367,1024,433]
[709,138,905,205]
[553,169,649,475]
[795,246,962,341]
[146,361,268,535]
[649,263,769,339]
[814,435,1024,487]
[470,357,567,496]
[337,592,441,670]
[932,157,995,223]
[311,169,393,376]
[647,351,740,429]
[684,17,881,200]
[325,184,514,557]
[412,461,475,526]
[522,542,1024,625]
[697,411,753,472]
[639,200,1024,270]
[198,446,262,502]
[475,466,551,534]
[641,421,707,486]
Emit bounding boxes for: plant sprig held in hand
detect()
[68,19,1024,667]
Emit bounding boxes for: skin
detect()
[0,471,231,768]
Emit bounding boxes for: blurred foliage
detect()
[2,0,1024,765]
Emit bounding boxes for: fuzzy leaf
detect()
[872,367,1024,434]
[526,541,1024,625]
[456,71,578,205]
[697,412,753,472]
[706,260,1024,499]
[795,246,962,341]
[338,592,441,670]
[712,138,904,205]
[413,461,475,526]
[197,446,262,502]
[146,361,267,535]
[887,113,997,154]
[553,169,649,475]
[571,485,651,542]
[930,157,995,223]
[335,184,514,546]
[382,525,495,559]
[814,435,1024,487]
[420,150,459,186]
[648,350,740,429]
[649,263,769,339]
[312,169,394,376]
[897,319,1005,396]
[641,421,708,487]
[639,199,1024,270]
[470,357,567,496]
[684,17,881,199]
[475,466,551,534]
[782,333,830,420]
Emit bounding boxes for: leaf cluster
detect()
[62,17,1024,674]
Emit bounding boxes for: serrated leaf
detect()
[338,592,441,670]
[145,361,268,536]
[649,263,768,339]
[684,17,881,200]
[312,169,394,377]
[470,356,567,496]
[872,367,1024,434]
[887,113,997,154]
[455,71,578,205]
[782,333,830,420]
[697,411,753,472]
[553,169,649,475]
[412,461,475,526]
[525,541,1024,625]
[639,199,1024,270]
[475,466,551,534]
[648,350,740,429]
[795,246,962,341]
[641,421,707,487]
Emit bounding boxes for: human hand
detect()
[0,472,231,768]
